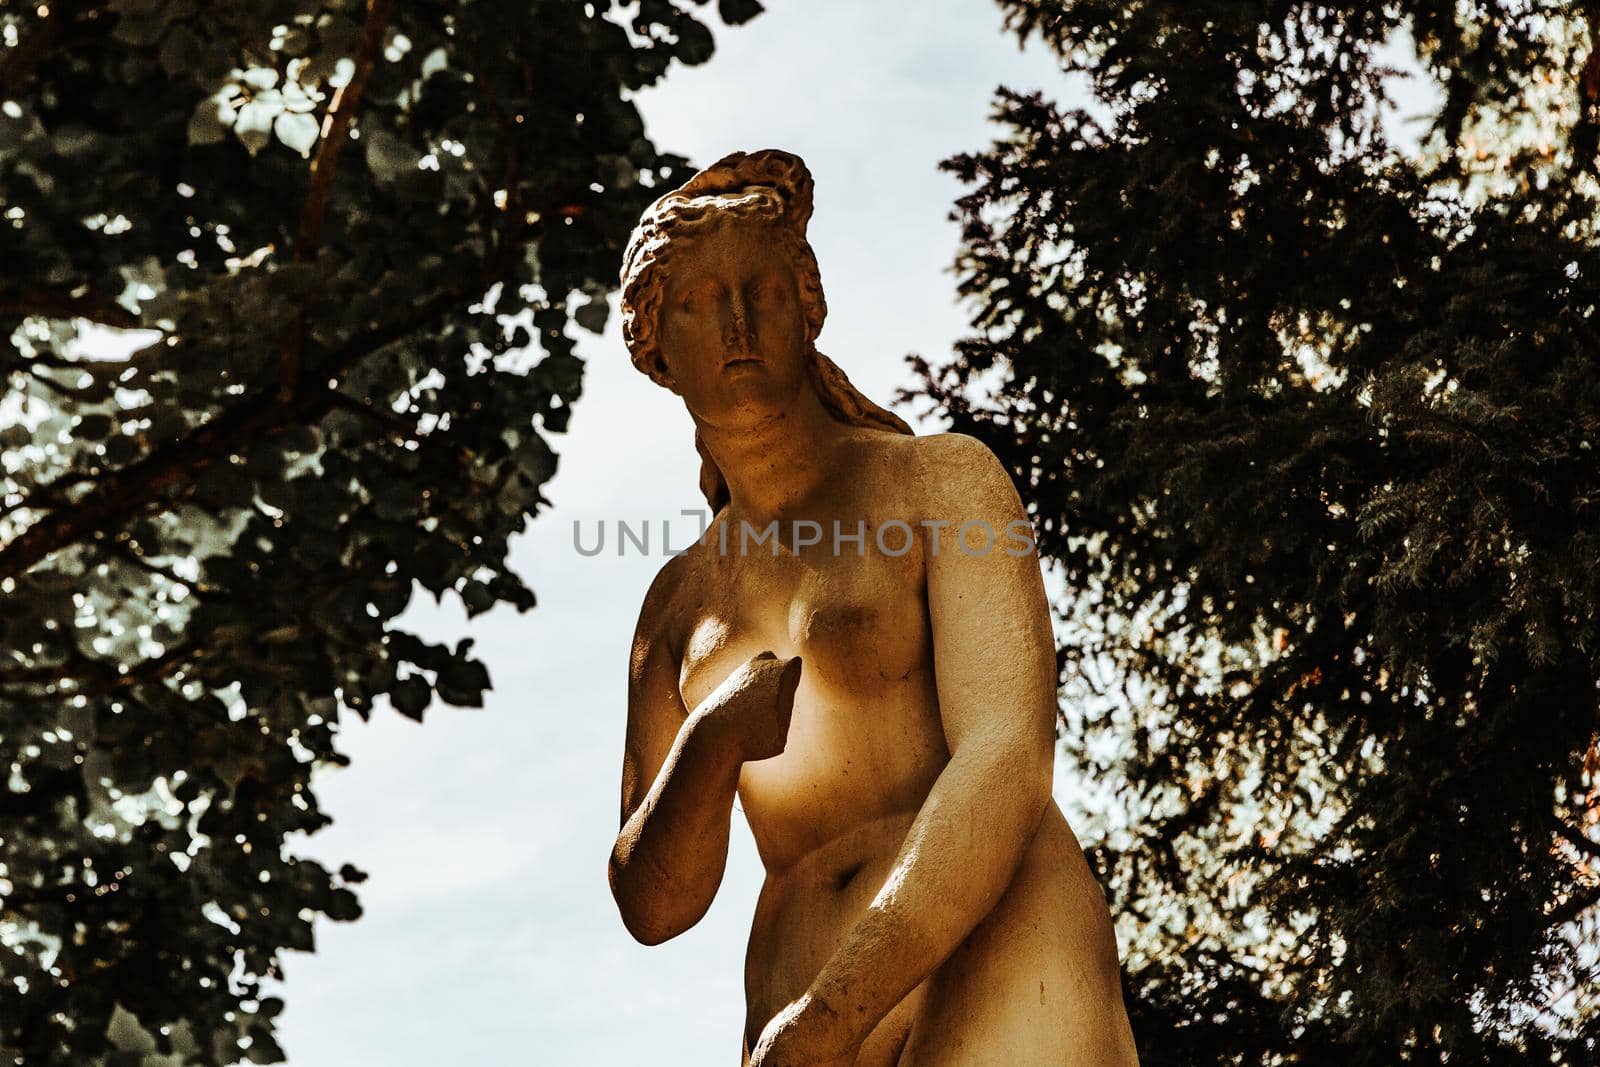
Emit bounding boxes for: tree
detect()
[910,2,1600,1062]
[0,1,762,1062]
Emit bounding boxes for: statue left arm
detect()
[750,433,1059,1065]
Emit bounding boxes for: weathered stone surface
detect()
[607,150,1140,1066]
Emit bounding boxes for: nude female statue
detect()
[606,150,1140,1066]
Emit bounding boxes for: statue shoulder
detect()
[907,430,1003,467]
[632,548,702,664]
[899,431,1016,514]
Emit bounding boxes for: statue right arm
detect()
[608,560,799,945]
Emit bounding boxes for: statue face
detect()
[656,218,809,429]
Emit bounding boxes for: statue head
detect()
[619,149,912,511]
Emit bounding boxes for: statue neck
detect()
[693,380,845,526]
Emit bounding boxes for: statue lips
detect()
[722,355,765,374]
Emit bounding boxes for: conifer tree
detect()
[912,3,1600,1062]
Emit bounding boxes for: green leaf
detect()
[718,0,764,25]
[389,676,431,721]
[109,0,170,47]
[158,24,202,76]
[459,580,495,617]
[672,18,715,65]
[233,100,278,155]
[511,434,557,485]
[435,652,491,708]
[187,95,232,146]
[275,111,319,157]
[574,297,610,334]
[364,129,417,187]
[75,413,113,438]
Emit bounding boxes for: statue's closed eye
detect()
[748,277,789,305]
[679,283,723,311]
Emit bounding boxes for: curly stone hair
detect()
[619,149,913,511]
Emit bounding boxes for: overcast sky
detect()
[266,3,1081,1064]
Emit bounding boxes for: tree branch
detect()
[109,540,220,596]
[23,364,98,400]
[0,637,201,692]
[1553,817,1600,863]
[445,0,522,211]
[0,34,535,585]
[326,390,423,444]
[0,269,503,581]
[326,391,488,479]
[1547,883,1600,929]
[281,0,396,404]
[296,0,396,256]
[0,285,140,328]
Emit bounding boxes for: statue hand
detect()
[748,990,856,1067]
[703,650,801,764]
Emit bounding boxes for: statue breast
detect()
[675,525,931,713]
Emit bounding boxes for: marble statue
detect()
[607,149,1140,1066]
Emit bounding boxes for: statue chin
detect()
[688,363,808,431]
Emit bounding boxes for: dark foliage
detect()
[909,2,1600,1062]
[0,0,761,1062]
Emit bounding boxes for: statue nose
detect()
[724,298,754,350]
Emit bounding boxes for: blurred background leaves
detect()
[0,1,760,1062]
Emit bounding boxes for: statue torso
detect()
[675,431,945,869]
[657,431,1135,1063]
[667,432,940,1054]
